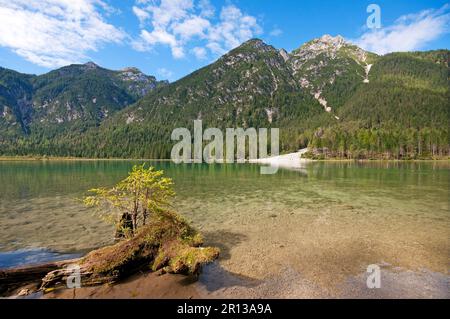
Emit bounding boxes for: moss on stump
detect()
[40,211,219,289]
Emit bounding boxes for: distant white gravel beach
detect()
[249,148,311,168]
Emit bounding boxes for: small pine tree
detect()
[83,164,174,237]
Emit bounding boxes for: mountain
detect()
[53,39,324,157]
[302,48,449,159]
[288,35,378,117]
[0,35,448,159]
[0,68,35,136]
[0,63,166,139]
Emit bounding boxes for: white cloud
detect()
[198,0,214,18]
[192,46,207,59]
[136,29,185,58]
[270,27,283,37]
[133,6,150,25]
[173,16,211,40]
[208,5,262,51]
[132,0,262,60]
[157,67,174,79]
[353,5,450,55]
[0,0,126,68]
[206,42,225,55]
[141,29,176,47]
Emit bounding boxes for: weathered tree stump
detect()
[41,211,219,289]
[0,210,219,296]
[114,212,133,240]
[0,258,80,295]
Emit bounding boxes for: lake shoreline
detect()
[1,209,220,298]
[7,261,449,299]
[1,155,448,162]
[6,269,204,299]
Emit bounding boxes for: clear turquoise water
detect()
[0,160,448,288]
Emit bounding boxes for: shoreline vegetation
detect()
[0,165,219,298]
[0,153,449,162]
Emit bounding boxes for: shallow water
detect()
[0,248,81,269]
[0,160,448,296]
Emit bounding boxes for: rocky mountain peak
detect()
[119,67,155,83]
[83,61,99,69]
[293,34,350,57]
[217,38,281,69]
[233,38,279,56]
[279,49,290,62]
[291,34,370,67]
[317,34,346,47]
[241,38,268,49]
[117,67,162,98]
[121,67,142,74]
[288,35,373,118]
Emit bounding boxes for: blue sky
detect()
[0,0,448,81]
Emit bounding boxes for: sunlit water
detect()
[0,160,448,297]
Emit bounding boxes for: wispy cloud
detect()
[353,5,450,54]
[132,0,262,60]
[269,27,283,37]
[132,5,150,26]
[157,67,174,80]
[191,46,207,59]
[0,0,126,68]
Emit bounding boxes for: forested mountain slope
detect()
[0,62,165,144]
[0,36,448,159]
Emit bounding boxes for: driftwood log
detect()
[0,258,80,295]
[0,211,219,296]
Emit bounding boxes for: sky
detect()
[0,0,448,81]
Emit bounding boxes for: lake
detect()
[0,160,448,297]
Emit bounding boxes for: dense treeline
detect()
[300,124,449,160]
[298,51,449,160]
[2,123,447,160]
[0,47,448,160]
